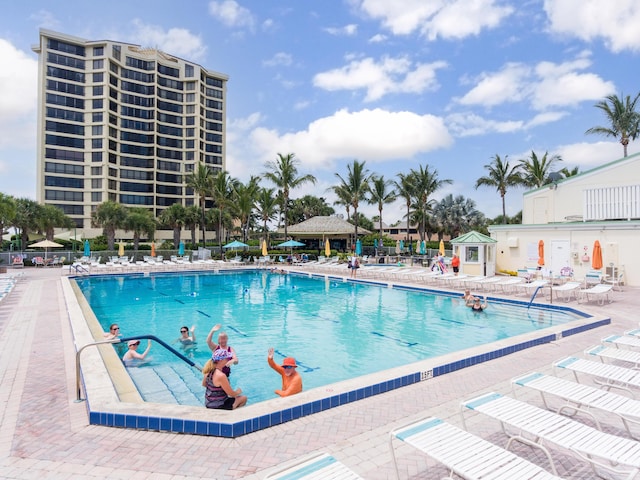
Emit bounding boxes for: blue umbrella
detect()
[420,240,426,255]
[276,240,305,248]
[373,238,378,249]
[399,240,404,252]
[83,239,90,257]
[178,241,185,256]
[223,240,249,249]
[355,239,362,256]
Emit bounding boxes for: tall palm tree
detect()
[91,200,127,250]
[475,154,524,224]
[159,203,186,249]
[255,187,278,246]
[232,176,259,243]
[264,153,316,239]
[332,160,371,240]
[394,173,416,243]
[183,205,200,248]
[186,163,214,246]
[123,207,157,252]
[585,92,640,157]
[409,165,452,241]
[210,170,239,251]
[12,198,40,249]
[331,184,352,220]
[39,204,74,240]
[518,151,562,188]
[560,166,580,178]
[0,194,16,247]
[367,175,396,243]
[433,194,485,239]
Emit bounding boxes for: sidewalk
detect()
[0,267,638,479]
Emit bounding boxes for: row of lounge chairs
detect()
[65,255,254,274]
[267,328,640,479]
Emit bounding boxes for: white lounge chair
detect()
[461,391,640,479]
[603,334,640,351]
[263,452,362,479]
[551,281,581,301]
[473,276,504,291]
[585,344,640,368]
[512,371,640,439]
[493,277,523,293]
[578,283,613,305]
[554,356,640,397]
[389,416,562,479]
[516,280,548,297]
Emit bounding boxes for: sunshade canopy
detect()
[276,240,305,248]
[223,240,249,249]
[30,239,63,248]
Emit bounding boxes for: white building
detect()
[32,29,228,240]
[489,152,640,286]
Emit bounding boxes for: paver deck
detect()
[1,267,638,479]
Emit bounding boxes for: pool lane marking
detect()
[371,331,418,347]
[274,349,319,373]
[174,299,185,304]
[196,310,211,318]
[226,325,248,337]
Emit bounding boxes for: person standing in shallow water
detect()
[207,324,238,376]
[267,348,302,397]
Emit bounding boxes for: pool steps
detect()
[127,363,203,406]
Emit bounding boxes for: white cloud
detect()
[129,20,207,60]
[28,9,61,30]
[226,108,452,178]
[355,0,513,39]
[263,52,293,67]
[544,0,640,53]
[554,141,639,169]
[208,0,256,31]
[368,34,387,43]
[313,56,447,102]
[446,112,524,137]
[457,54,614,110]
[0,39,37,197]
[324,24,358,36]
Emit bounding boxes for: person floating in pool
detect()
[202,348,247,410]
[207,324,238,376]
[267,347,302,397]
[470,296,488,312]
[122,339,151,367]
[175,325,197,354]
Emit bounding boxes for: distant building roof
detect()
[286,216,371,235]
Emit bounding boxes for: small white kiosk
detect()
[450,231,497,276]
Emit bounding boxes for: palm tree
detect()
[210,170,239,251]
[186,163,214,246]
[159,203,186,249]
[367,175,396,243]
[232,176,259,243]
[39,204,74,240]
[264,153,316,239]
[518,151,562,188]
[331,184,352,220]
[394,173,415,242]
[409,165,452,241]
[13,198,42,249]
[183,205,200,248]
[332,160,371,240]
[255,187,278,246]
[560,166,580,178]
[585,92,640,157]
[123,207,157,252]
[91,201,127,250]
[0,194,16,246]
[289,195,334,224]
[475,154,524,224]
[433,194,485,239]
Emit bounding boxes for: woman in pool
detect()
[462,290,475,306]
[207,324,238,376]
[470,296,488,312]
[202,348,247,410]
[122,339,151,366]
[267,347,303,397]
[103,323,121,340]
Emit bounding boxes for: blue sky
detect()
[1,0,639,223]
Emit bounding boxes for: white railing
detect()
[584,185,640,221]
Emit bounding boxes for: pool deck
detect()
[1,266,639,479]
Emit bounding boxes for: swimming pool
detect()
[75,270,587,404]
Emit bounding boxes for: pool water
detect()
[75,271,584,404]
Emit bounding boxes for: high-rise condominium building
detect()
[32,29,228,239]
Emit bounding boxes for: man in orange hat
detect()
[267,347,303,397]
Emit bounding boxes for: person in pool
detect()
[462,289,476,306]
[470,296,488,312]
[176,325,196,346]
[122,339,151,366]
[267,347,303,397]
[207,324,238,376]
[103,323,121,340]
[202,348,247,410]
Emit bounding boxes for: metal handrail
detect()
[75,334,203,402]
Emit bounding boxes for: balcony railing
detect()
[584,185,640,221]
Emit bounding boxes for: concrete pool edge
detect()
[63,275,610,438]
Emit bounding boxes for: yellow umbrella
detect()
[262,239,268,256]
[439,239,445,256]
[118,242,124,256]
[325,238,331,257]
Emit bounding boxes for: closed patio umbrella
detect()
[262,239,268,256]
[592,240,603,270]
[83,239,90,257]
[420,240,426,255]
[537,240,544,266]
[439,239,445,256]
[325,238,331,257]
[118,242,125,256]
[395,240,400,254]
[151,243,156,257]
[355,239,362,256]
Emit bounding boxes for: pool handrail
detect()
[75,335,203,402]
